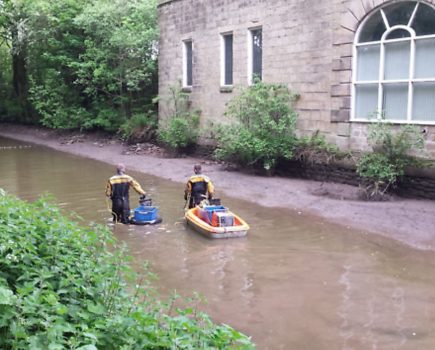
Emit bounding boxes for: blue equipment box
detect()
[134,206,158,222]
[198,205,227,223]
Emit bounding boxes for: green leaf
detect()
[83,332,98,341]
[0,286,16,305]
[76,345,98,350]
[87,302,105,315]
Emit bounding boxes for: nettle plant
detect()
[214,80,299,172]
[356,117,427,200]
[157,83,200,153]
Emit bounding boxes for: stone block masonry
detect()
[158,0,435,167]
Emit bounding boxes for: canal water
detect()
[1,136,435,349]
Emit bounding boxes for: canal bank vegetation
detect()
[355,117,428,200]
[210,82,431,200]
[0,190,254,349]
[213,80,299,173]
[157,83,201,153]
[211,81,346,173]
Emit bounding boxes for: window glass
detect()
[412,3,435,36]
[386,29,411,40]
[383,2,416,26]
[383,84,408,120]
[354,1,435,123]
[224,34,233,85]
[384,41,410,80]
[251,28,262,80]
[415,38,435,78]
[355,84,378,119]
[357,45,380,81]
[359,11,385,43]
[185,41,193,86]
[412,82,435,122]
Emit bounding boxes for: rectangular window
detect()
[221,33,233,86]
[412,82,435,121]
[355,84,378,119]
[384,41,410,80]
[356,45,380,81]
[415,38,435,79]
[383,83,408,120]
[249,28,262,83]
[183,40,193,87]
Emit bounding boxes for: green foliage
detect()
[29,73,93,130]
[158,84,200,152]
[0,0,158,130]
[158,115,200,151]
[356,152,398,199]
[119,112,158,142]
[0,44,20,122]
[294,131,346,165]
[73,0,158,103]
[0,191,254,349]
[356,118,427,199]
[214,80,298,171]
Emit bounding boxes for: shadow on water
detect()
[1,136,435,349]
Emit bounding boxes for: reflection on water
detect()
[1,136,435,349]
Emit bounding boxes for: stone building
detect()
[157,0,435,158]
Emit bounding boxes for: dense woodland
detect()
[0,0,158,131]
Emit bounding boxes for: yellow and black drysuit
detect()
[106,174,146,224]
[184,174,214,209]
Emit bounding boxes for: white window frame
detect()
[351,2,435,125]
[247,27,262,85]
[182,39,193,88]
[220,32,233,87]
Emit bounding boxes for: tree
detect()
[0,0,158,131]
[0,0,32,121]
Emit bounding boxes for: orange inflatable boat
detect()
[185,205,249,239]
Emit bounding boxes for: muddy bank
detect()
[1,123,434,250]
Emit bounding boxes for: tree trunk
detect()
[12,50,31,121]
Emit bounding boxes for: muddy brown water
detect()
[1,136,435,349]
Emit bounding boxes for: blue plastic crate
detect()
[133,206,158,222]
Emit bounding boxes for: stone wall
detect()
[158,0,435,158]
[276,160,435,200]
[397,175,435,199]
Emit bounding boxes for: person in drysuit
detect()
[106,163,146,224]
[184,164,215,209]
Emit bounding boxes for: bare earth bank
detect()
[1,124,434,251]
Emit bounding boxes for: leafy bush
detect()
[119,112,158,143]
[356,118,427,200]
[0,191,254,349]
[158,84,200,153]
[214,81,298,172]
[294,131,346,165]
[158,115,200,151]
[29,76,94,130]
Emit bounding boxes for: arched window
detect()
[352,1,435,123]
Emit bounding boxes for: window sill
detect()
[350,118,435,126]
[181,86,192,93]
[220,86,233,93]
